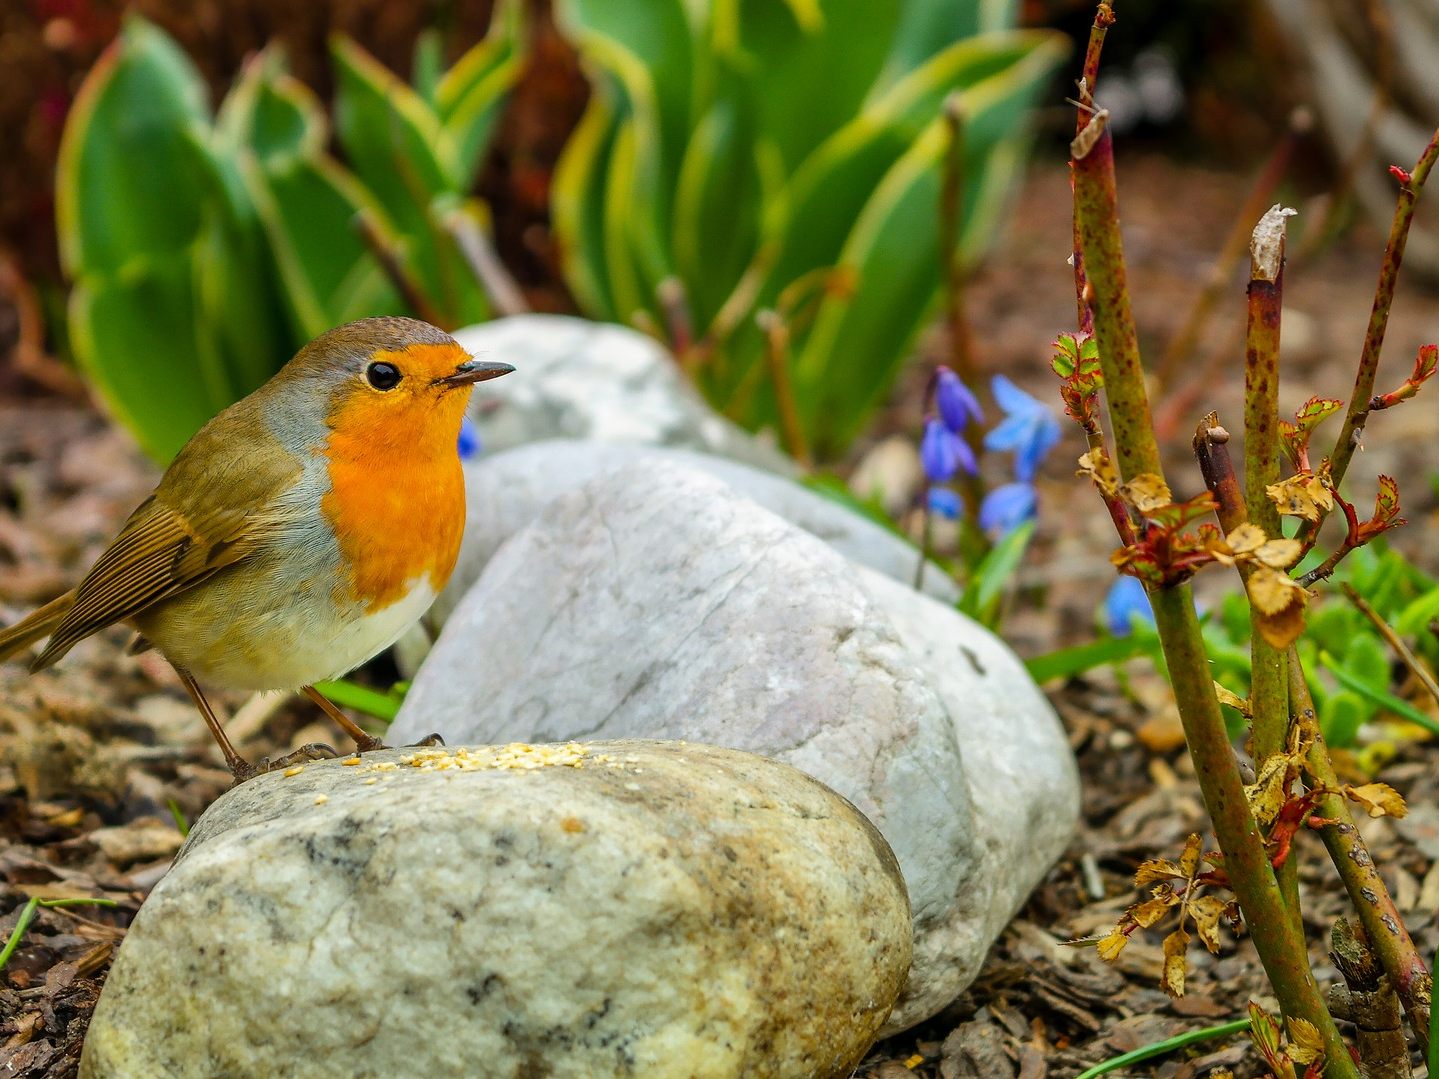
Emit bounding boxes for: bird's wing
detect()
[31,406,304,670]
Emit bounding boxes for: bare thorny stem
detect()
[1243,207,1299,921]
[1302,125,1439,545]
[1194,421,1431,1057]
[1288,660,1432,1056]
[1069,7,1354,1070]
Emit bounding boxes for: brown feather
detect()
[28,393,303,672]
[0,591,75,663]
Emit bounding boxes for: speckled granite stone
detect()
[81,741,910,1079]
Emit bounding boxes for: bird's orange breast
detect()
[319,363,469,611]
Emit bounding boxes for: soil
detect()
[2,152,1438,1078]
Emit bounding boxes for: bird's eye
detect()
[365,362,402,391]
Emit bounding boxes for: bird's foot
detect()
[228,742,340,786]
[405,733,446,749]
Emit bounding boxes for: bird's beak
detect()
[435,358,515,389]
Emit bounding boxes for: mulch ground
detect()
[2,152,1438,1078]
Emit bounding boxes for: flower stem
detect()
[756,310,811,468]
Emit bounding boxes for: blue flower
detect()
[920,418,976,483]
[928,487,963,519]
[457,415,481,460]
[1104,576,1154,636]
[984,374,1061,482]
[978,481,1037,537]
[936,366,983,433]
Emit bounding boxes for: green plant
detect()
[57,10,521,461]
[551,0,1067,458]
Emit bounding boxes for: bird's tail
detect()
[0,592,75,665]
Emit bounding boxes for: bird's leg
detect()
[174,667,257,782]
[301,685,388,753]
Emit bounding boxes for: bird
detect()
[0,316,512,782]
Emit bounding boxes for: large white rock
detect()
[455,314,793,473]
[392,462,1079,1031]
[427,440,954,631]
[81,742,910,1079]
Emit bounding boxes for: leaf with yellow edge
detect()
[1344,782,1408,819]
[1133,859,1185,887]
[1131,889,1180,929]
[1225,522,1266,556]
[1285,1018,1323,1065]
[1244,753,1295,826]
[1246,566,1308,648]
[1119,473,1172,514]
[1267,472,1333,522]
[1254,537,1302,570]
[1096,925,1129,961]
[1160,926,1189,997]
[1215,683,1252,716]
[1178,832,1202,879]
[1190,895,1229,954]
[1077,448,1119,497]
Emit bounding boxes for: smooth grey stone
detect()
[393,461,1079,1031]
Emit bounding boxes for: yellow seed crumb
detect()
[314,794,328,805]
[343,756,361,766]
[283,766,305,777]
[904,1054,924,1069]
[354,742,596,776]
[560,817,584,833]
[363,777,379,785]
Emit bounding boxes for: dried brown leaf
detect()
[1225,522,1266,556]
[1214,684,1252,716]
[1246,567,1308,648]
[1178,833,1202,880]
[1254,538,1303,569]
[1120,473,1173,514]
[1077,449,1120,497]
[1245,750,1296,826]
[1267,473,1334,522]
[1344,782,1408,819]
[1190,895,1229,954]
[1161,927,1189,997]
[1134,859,1185,887]
[1285,1018,1323,1065]
[1132,889,1180,928]
[1096,925,1130,962]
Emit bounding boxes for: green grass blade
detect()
[315,679,404,724]
[1074,1018,1250,1079]
[1319,651,1439,736]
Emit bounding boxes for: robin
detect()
[0,316,512,781]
